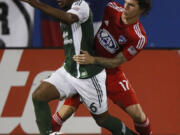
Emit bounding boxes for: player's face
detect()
[123,0,143,18]
[56,0,72,9]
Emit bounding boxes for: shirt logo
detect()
[104,20,109,26]
[97,28,119,54]
[63,31,72,45]
[118,35,127,44]
[81,71,88,78]
[127,46,138,56]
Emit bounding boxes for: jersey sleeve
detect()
[123,35,147,61]
[67,0,90,23]
[122,23,147,61]
[104,2,124,17]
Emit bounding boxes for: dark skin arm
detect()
[73,50,127,69]
[20,0,78,24]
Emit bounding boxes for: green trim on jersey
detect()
[60,9,103,79]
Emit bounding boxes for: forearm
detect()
[29,1,74,24]
[73,51,127,68]
[93,54,126,69]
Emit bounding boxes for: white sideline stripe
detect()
[49,131,64,135]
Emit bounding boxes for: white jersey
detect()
[61,0,103,79]
[45,0,108,115]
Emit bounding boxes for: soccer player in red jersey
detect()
[51,0,152,135]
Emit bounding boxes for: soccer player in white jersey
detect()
[51,0,153,135]
[20,0,139,134]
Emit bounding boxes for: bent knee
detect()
[32,82,58,101]
[32,85,43,100]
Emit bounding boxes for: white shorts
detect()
[44,66,108,114]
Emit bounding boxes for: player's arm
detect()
[20,0,78,24]
[73,50,127,68]
[93,52,127,68]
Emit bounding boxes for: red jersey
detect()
[63,2,148,109]
[95,2,147,61]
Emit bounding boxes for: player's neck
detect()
[121,14,140,25]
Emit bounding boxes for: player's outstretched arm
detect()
[73,50,127,68]
[19,0,78,24]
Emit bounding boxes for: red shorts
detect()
[64,68,139,109]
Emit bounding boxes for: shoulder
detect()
[132,22,147,39]
[69,0,90,23]
[72,0,89,8]
[106,1,124,13]
[70,0,90,14]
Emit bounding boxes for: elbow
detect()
[65,14,78,24]
[57,13,77,25]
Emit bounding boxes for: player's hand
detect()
[73,50,95,64]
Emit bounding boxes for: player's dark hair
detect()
[136,0,152,16]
